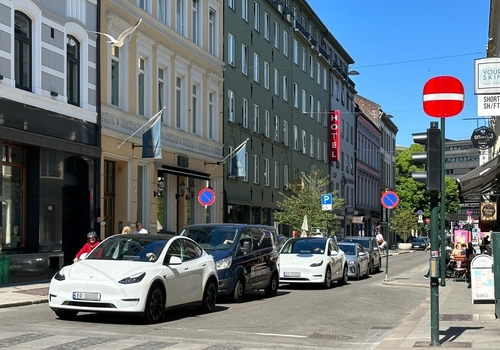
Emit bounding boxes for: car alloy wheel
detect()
[338,265,348,285]
[200,279,217,313]
[356,265,360,280]
[323,268,332,289]
[143,285,165,324]
[265,271,279,297]
[233,277,245,303]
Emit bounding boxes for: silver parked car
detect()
[341,236,382,274]
[338,242,370,280]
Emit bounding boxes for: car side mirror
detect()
[79,253,88,260]
[330,250,338,256]
[168,256,182,265]
[359,251,366,256]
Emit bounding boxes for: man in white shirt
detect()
[376,231,387,250]
[133,221,148,234]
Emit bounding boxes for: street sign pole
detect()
[430,191,440,346]
[384,209,391,282]
[440,118,446,287]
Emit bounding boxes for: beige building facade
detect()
[97,0,224,236]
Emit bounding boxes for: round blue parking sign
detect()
[198,188,215,206]
[380,191,399,209]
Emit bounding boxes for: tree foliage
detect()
[395,144,460,219]
[274,171,344,236]
[390,207,418,242]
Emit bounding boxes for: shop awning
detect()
[457,155,500,201]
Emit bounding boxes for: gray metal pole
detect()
[440,118,446,287]
[384,209,391,282]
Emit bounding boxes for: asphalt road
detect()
[0,251,429,349]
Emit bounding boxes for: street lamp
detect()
[347,70,360,76]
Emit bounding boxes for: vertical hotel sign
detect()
[329,110,340,162]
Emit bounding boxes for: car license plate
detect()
[284,272,300,277]
[72,292,101,301]
[11,265,23,269]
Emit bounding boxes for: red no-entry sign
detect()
[423,76,464,117]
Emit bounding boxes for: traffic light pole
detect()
[440,118,446,287]
[430,191,440,346]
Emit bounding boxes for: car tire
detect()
[232,277,245,303]
[143,285,165,324]
[54,309,78,320]
[355,265,360,280]
[265,271,279,297]
[363,263,370,278]
[199,279,217,313]
[376,258,382,273]
[338,265,348,285]
[323,267,332,289]
[369,260,374,275]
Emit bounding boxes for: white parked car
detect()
[278,237,348,288]
[48,234,218,323]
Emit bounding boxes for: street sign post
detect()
[380,190,399,283]
[321,193,333,211]
[198,188,215,207]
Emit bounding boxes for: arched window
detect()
[67,35,80,106]
[14,11,32,91]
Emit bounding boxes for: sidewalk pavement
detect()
[0,253,498,349]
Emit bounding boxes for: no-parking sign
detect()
[198,188,215,206]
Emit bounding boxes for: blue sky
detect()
[307,0,490,147]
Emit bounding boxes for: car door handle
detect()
[184,267,189,270]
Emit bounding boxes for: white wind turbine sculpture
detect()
[88,18,142,47]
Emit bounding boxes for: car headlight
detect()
[118,272,146,284]
[310,260,323,267]
[54,269,65,281]
[216,256,232,270]
[348,260,356,265]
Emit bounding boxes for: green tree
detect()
[390,207,418,243]
[274,171,344,237]
[395,145,459,218]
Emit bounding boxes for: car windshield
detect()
[87,235,170,262]
[343,238,370,249]
[338,244,355,255]
[281,238,326,254]
[180,226,239,251]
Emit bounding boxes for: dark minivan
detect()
[179,224,279,302]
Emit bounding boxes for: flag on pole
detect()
[142,116,162,159]
[230,143,246,178]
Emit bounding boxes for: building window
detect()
[253,104,260,133]
[192,84,199,134]
[14,11,32,91]
[228,33,235,66]
[242,44,248,75]
[283,120,288,146]
[253,52,259,82]
[301,130,306,154]
[209,9,216,55]
[302,47,306,72]
[192,0,200,45]
[264,110,270,137]
[137,57,146,116]
[309,94,314,119]
[283,30,288,57]
[158,67,169,124]
[158,0,169,24]
[282,75,288,102]
[301,89,306,113]
[242,97,248,128]
[293,82,298,108]
[228,0,235,9]
[309,55,314,79]
[264,158,270,186]
[111,46,119,106]
[254,154,260,184]
[263,61,269,89]
[176,76,183,128]
[137,0,149,11]
[253,1,260,31]
[208,92,214,139]
[283,164,289,188]
[273,21,279,49]
[293,39,298,65]
[67,35,80,106]
[293,125,298,150]
[263,12,270,41]
[274,115,279,142]
[176,0,185,35]
[228,90,235,122]
[274,162,279,189]
[309,134,314,158]
[317,138,321,160]
[242,0,248,21]
[1,145,26,250]
[274,68,279,96]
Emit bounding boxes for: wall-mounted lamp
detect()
[347,70,360,76]
[153,191,158,197]
[50,91,58,97]
[176,180,186,199]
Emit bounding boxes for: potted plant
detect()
[391,207,417,250]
